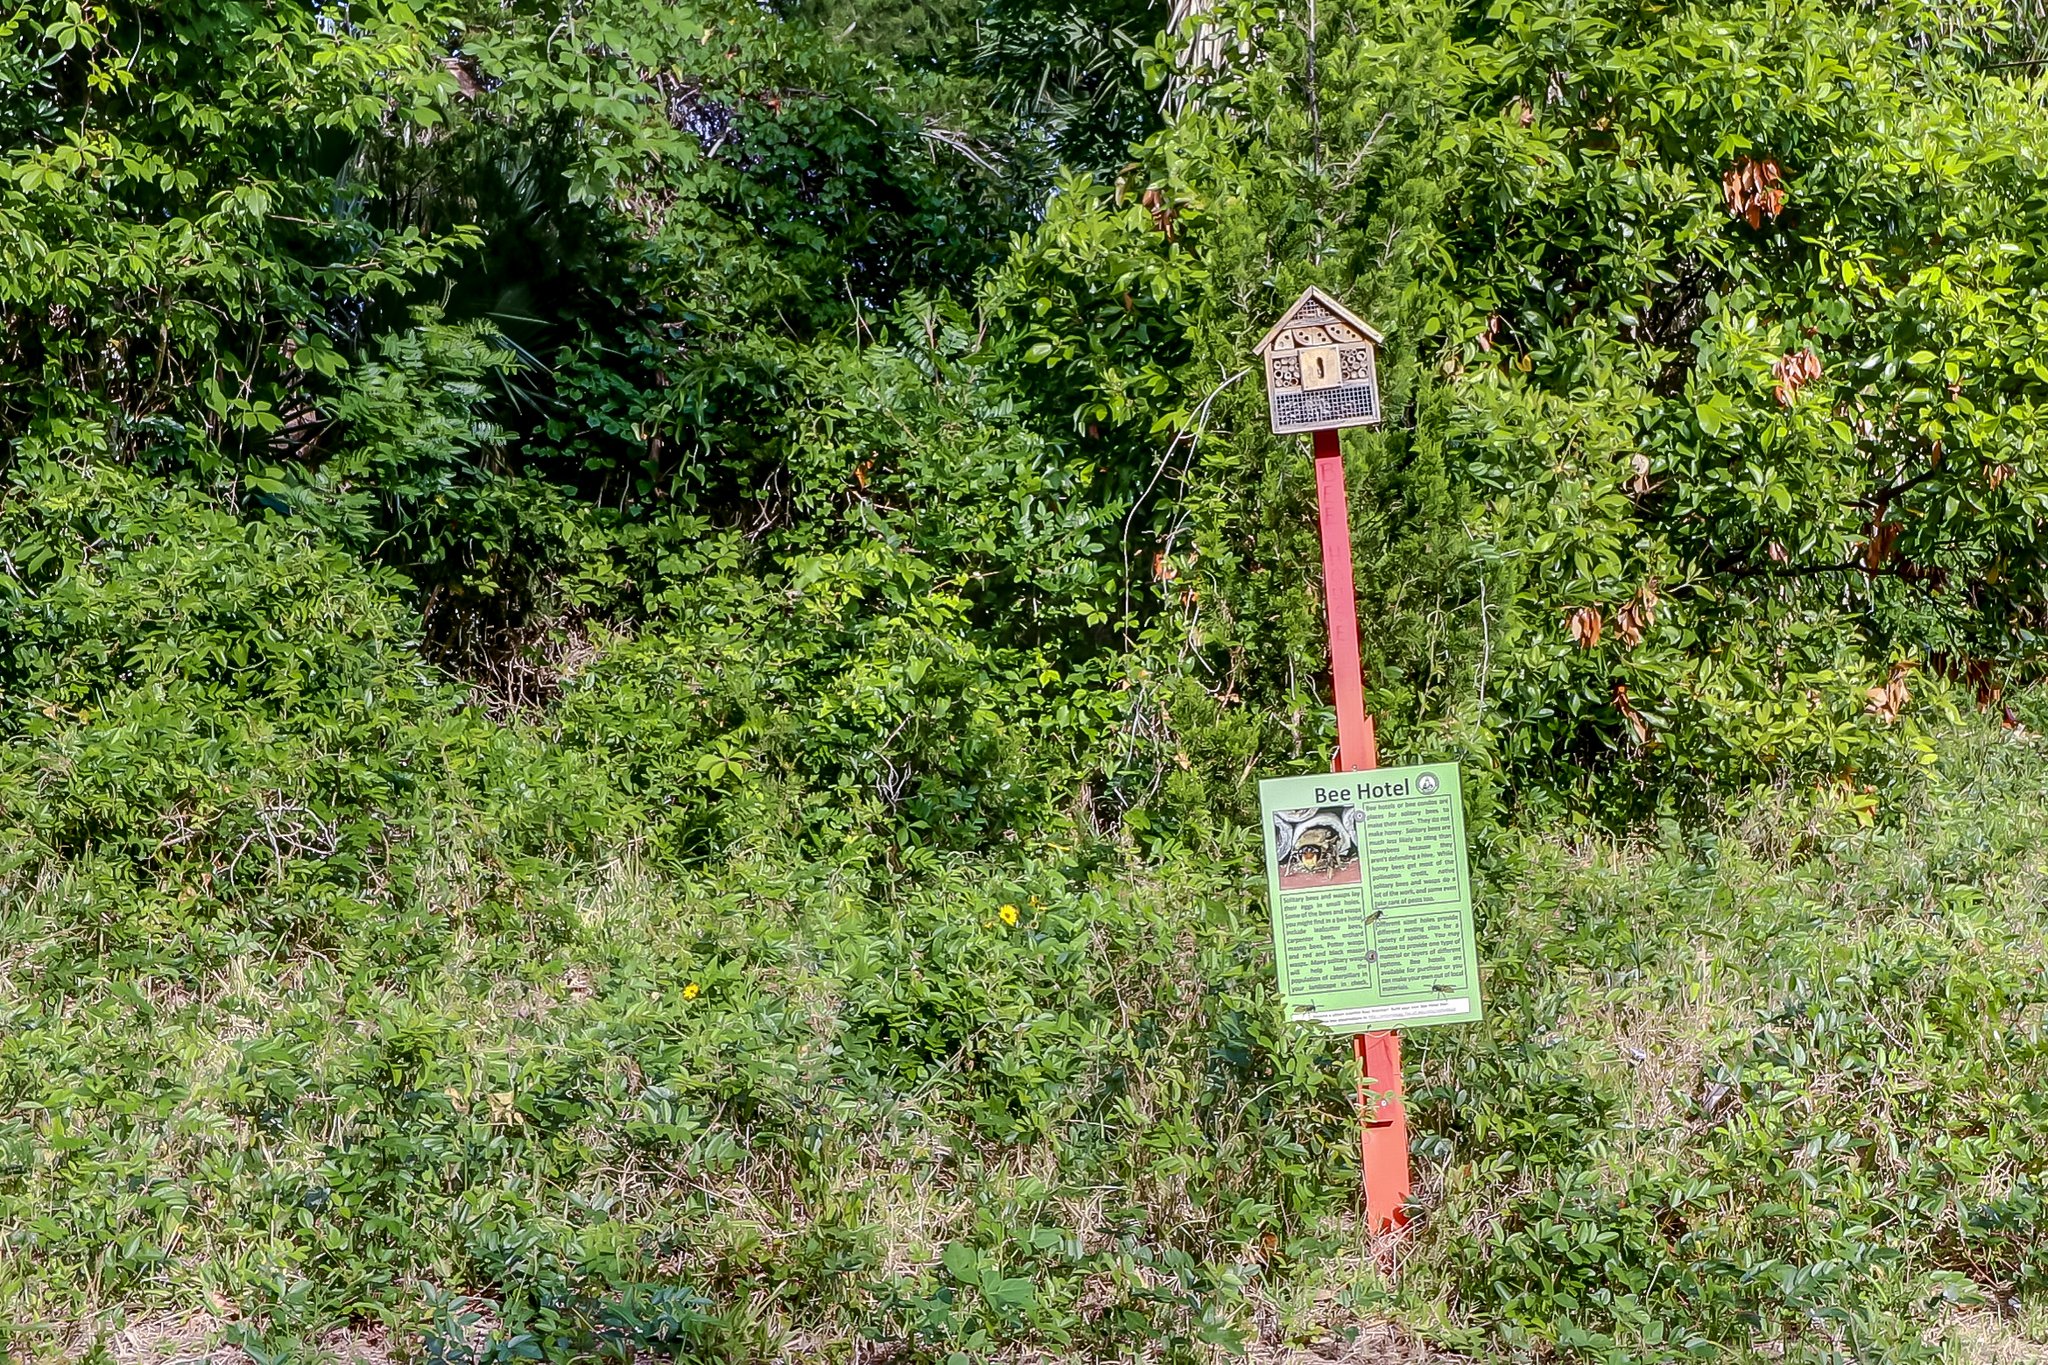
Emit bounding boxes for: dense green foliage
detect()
[9,0,2048,1357]
[998,0,2048,812]
[21,0,2048,835]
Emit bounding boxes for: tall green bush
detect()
[0,464,477,956]
[986,0,2048,817]
[18,0,2048,856]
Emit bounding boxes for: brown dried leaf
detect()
[1141,187,1176,236]
[442,56,483,99]
[1567,606,1603,649]
[1612,582,1660,648]
[1614,683,1649,744]
[1771,348,1822,406]
[1863,519,1901,573]
[1626,452,1653,495]
[1724,156,1787,228]
[1864,660,1914,723]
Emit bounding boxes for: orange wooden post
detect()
[1312,427,1410,1233]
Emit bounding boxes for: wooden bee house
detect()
[1253,287,1384,435]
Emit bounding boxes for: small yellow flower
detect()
[998,904,1019,926]
[682,982,701,1000]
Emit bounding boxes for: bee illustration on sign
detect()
[1253,287,1385,435]
[1271,805,1365,889]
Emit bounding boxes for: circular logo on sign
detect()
[1417,772,1440,795]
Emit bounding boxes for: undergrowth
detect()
[4,705,2047,1363]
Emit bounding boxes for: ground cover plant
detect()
[5,698,2048,1362]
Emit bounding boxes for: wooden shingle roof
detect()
[1253,287,1384,355]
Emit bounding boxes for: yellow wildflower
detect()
[998,904,1019,926]
[683,982,701,1000]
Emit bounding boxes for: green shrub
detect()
[0,465,476,951]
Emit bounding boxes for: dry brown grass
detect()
[23,1312,407,1365]
[1241,1321,1473,1364]
[1945,1310,2048,1363]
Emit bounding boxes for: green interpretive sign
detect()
[1258,763,1482,1032]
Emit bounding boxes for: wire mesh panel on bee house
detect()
[1253,287,1384,435]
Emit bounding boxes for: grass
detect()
[4,706,2048,1363]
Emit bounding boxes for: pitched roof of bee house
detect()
[1252,286,1384,356]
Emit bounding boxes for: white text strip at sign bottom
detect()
[1294,998,1473,1030]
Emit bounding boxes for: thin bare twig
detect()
[920,121,1005,173]
[1118,366,1251,642]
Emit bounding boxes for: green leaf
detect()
[1694,391,1739,436]
[941,1242,979,1282]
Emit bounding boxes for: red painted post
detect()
[1311,427,1410,1233]
[1311,429,1377,773]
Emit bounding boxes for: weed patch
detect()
[6,716,2048,1360]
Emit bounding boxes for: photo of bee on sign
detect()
[1271,805,1365,890]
